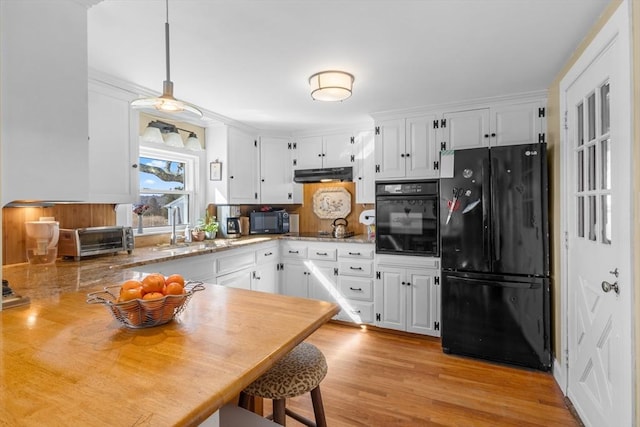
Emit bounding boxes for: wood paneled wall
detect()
[2,204,116,265]
[295,182,372,235]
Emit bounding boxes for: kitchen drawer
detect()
[308,247,337,261]
[339,276,373,301]
[338,300,374,324]
[216,250,255,275]
[339,261,373,277]
[281,243,307,259]
[338,246,374,259]
[256,245,279,265]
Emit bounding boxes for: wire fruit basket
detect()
[87,281,205,329]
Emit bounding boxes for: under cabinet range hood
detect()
[293,167,353,183]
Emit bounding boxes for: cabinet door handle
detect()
[132,163,138,168]
[230,175,234,179]
[318,153,322,157]
[348,252,361,256]
[349,287,363,291]
[401,281,406,285]
[264,252,273,256]
[491,133,496,137]
[400,153,405,158]
[316,252,328,256]
[484,134,489,138]
[289,250,299,254]
[351,310,361,314]
[350,266,363,270]
[405,153,410,157]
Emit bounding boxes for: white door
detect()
[227,128,259,204]
[563,5,633,427]
[374,119,406,179]
[490,101,543,147]
[322,133,353,168]
[405,114,438,178]
[375,267,406,331]
[406,269,439,336]
[294,136,323,169]
[259,137,293,204]
[441,108,490,150]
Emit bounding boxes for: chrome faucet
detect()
[169,207,178,245]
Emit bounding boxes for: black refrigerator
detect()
[439,143,551,371]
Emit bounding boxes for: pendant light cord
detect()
[164,0,171,83]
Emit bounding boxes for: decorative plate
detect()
[312,187,352,219]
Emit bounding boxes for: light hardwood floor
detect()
[263,322,579,427]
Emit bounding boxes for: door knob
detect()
[601,280,620,295]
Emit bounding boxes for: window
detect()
[133,146,198,233]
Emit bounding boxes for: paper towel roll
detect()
[359,209,375,225]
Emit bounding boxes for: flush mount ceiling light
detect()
[131,0,203,118]
[309,70,354,102]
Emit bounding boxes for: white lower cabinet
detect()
[215,242,279,292]
[374,255,441,336]
[279,240,376,325]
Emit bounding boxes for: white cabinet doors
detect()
[294,136,324,169]
[406,269,440,335]
[227,127,260,204]
[281,263,309,298]
[405,115,439,178]
[294,133,352,169]
[252,263,277,294]
[375,265,441,336]
[1,0,89,205]
[376,267,406,331]
[308,265,339,303]
[217,269,252,290]
[374,119,405,179]
[259,136,296,204]
[353,129,375,203]
[491,101,545,147]
[88,81,139,203]
[374,116,438,179]
[441,108,490,151]
[440,101,545,151]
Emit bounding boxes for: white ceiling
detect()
[87,0,610,133]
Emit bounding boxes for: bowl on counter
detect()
[86,281,205,328]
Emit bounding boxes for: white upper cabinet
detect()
[440,108,490,151]
[374,115,438,180]
[1,0,90,205]
[352,129,375,204]
[206,125,260,205]
[294,133,353,169]
[259,136,300,204]
[88,80,139,203]
[439,99,546,151]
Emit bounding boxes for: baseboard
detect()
[552,355,566,394]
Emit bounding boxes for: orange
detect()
[141,273,165,294]
[118,287,143,302]
[120,279,142,293]
[163,282,185,296]
[165,274,185,287]
[142,291,165,301]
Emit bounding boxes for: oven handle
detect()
[449,276,541,289]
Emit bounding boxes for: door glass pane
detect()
[587,93,596,141]
[577,151,584,191]
[600,83,610,135]
[577,196,585,238]
[588,145,596,191]
[588,195,596,241]
[577,102,584,146]
[601,194,611,244]
[601,138,611,190]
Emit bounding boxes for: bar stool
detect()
[239,342,328,427]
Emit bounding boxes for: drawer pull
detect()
[289,250,299,254]
[316,252,328,256]
[348,252,361,256]
[349,287,363,291]
[264,252,273,256]
[351,310,361,314]
[349,266,363,270]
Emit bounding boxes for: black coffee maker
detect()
[226,217,242,238]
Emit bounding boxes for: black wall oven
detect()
[375,180,439,256]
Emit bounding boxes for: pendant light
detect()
[131,0,203,118]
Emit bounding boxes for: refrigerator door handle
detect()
[490,157,501,264]
[451,276,541,289]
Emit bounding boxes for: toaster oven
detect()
[58,226,134,260]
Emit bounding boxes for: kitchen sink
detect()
[152,242,217,254]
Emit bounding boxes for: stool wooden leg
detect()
[238,391,251,409]
[273,398,287,425]
[311,386,327,427]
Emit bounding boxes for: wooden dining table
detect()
[0,275,339,426]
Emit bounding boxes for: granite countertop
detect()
[2,234,374,303]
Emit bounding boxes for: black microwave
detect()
[249,211,289,234]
